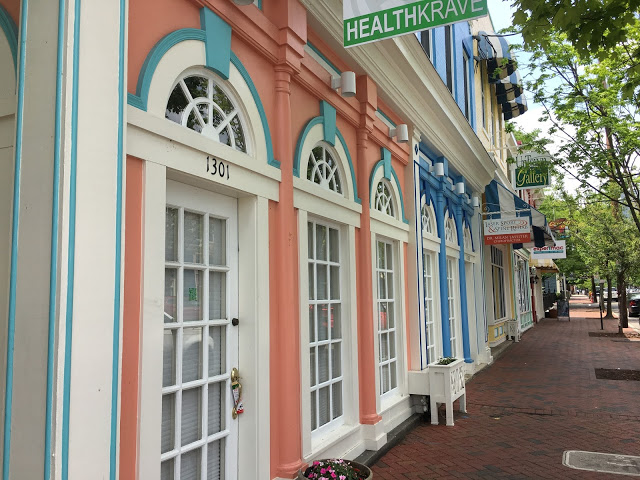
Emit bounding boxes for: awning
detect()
[493,71,524,104]
[484,179,555,247]
[473,31,517,80]
[501,95,528,120]
[530,258,560,273]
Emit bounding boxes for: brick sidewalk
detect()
[372,295,640,479]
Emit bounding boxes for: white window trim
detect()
[298,211,360,459]
[490,245,508,323]
[446,256,463,359]
[422,248,441,365]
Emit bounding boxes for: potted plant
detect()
[298,459,372,480]
[428,357,466,426]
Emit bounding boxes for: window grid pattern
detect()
[463,226,473,252]
[374,181,395,217]
[165,74,247,153]
[491,246,506,320]
[421,203,434,235]
[445,216,457,244]
[307,144,343,194]
[376,240,397,395]
[163,206,230,480]
[307,221,343,432]
[447,257,458,358]
[422,250,436,364]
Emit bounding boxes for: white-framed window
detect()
[307,219,344,434]
[445,216,457,244]
[165,71,247,152]
[463,225,473,252]
[376,239,398,395]
[463,51,471,120]
[422,249,437,364]
[516,256,531,315]
[491,246,506,320]
[421,203,434,235]
[446,257,459,357]
[307,143,343,195]
[374,180,396,217]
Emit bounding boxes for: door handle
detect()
[231,367,243,419]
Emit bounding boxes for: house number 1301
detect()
[206,156,230,180]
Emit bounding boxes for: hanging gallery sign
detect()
[483,217,530,245]
[343,0,488,48]
[513,151,551,190]
[531,240,566,259]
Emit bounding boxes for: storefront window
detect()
[376,239,397,395]
[491,246,506,319]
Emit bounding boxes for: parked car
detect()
[628,294,640,317]
[610,288,618,301]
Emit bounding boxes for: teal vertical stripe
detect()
[3,0,28,477]
[62,0,81,477]
[44,0,66,477]
[110,0,126,477]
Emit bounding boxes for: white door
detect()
[162,180,238,480]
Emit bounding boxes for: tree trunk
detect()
[591,275,597,303]
[618,271,628,330]
[605,276,614,319]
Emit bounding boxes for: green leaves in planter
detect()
[436,357,457,365]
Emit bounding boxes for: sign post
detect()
[343,0,489,48]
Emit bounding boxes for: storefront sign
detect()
[531,240,566,259]
[343,0,488,48]
[483,217,530,245]
[513,151,551,190]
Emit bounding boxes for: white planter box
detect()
[427,359,466,426]
[507,319,520,342]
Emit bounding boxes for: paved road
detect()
[372,295,640,479]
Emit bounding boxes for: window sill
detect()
[308,423,361,460]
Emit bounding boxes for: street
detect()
[371,295,640,479]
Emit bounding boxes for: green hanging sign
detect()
[515,164,550,189]
[343,0,488,48]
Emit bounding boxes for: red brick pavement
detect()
[372,295,640,479]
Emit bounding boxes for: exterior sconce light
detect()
[455,181,465,195]
[389,124,409,143]
[331,71,356,97]
[472,194,480,208]
[433,162,445,176]
[232,0,255,5]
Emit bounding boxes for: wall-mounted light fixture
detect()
[389,124,409,143]
[472,194,480,208]
[433,162,445,177]
[232,0,255,5]
[331,71,356,97]
[455,181,465,195]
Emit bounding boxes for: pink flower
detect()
[313,461,320,466]
[340,476,346,480]
[320,468,326,474]
[331,473,337,479]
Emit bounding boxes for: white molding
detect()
[293,179,362,227]
[370,214,409,242]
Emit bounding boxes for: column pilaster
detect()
[454,203,472,362]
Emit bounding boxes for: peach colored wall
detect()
[120,156,144,480]
[0,0,19,25]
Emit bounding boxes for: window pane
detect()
[208,218,226,266]
[332,381,342,419]
[318,344,329,383]
[208,326,225,377]
[380,333,389,361]
[180,447,201,480]
[308,264,315,300]
[181,387,202,446]
[207,440,223,480]
[329,228,339,262]
[317,265,328,301]
[166,85,188,125]
[318,386,330,427]
[307,223,314,259]
[331,343,341,379]
[377,241,385,268]
[164,268,177,323]
[183,328,203,383]
[330,266,340,300]
[378,273,386,300]
[386,243,393,267]
[331,304,341,339]
[389,331,396,359]
[209,272,226,320]
[309,305,315,343]
[165,208,178,261]
[208,381,223,435]
[163,330,176,387]
[161,393,175,454]
[184,212,203,264]
[390,360,397,389]
[386,272,394,300]
[310,347,316,386]
[184,76,208,99]
[316,225,327,261]
[230,114,246,153]
[381,364,390,393]
[183,270,203,322]
[387,302,395,329]
[161,459,174,480]
[310,391,317,431]
[318,304,329,341]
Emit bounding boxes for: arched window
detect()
[374,180,395,217]
[306,143,343,194]
[421,203,434,235]
[445,216,457,244]
[464,225,473,252]
[165,72,247,153]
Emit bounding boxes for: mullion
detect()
[311,222,320,430]
[175,207,185,479]
[202,214,210,479]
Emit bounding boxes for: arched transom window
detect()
[464,225,473,252]
[307,144,343,194]
[421,203,434,235]
[445,216,457,244]
[165,72,247,153]
[374,180,395,217]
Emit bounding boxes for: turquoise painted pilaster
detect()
[455,203,472,363]
[436,186,451,358]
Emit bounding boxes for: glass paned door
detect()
[446,257,459,358]
[422,250,436,364]
[376,239,397,395]
[163,181,238,480]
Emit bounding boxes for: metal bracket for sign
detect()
[481,203,533,218]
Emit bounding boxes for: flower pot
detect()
[298,459,373,480]
[428,358,466,426]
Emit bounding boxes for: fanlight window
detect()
[464,226,473,252]
[445,216,457,244]
[421,203,434,235]
[374,180,395,217]
[165,73,247,153]
[307,144,343,194]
